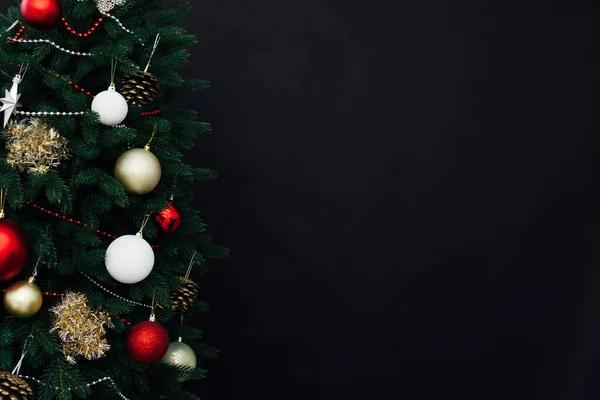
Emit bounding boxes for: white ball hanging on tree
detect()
[105,233,154,284]
[114,132,162,195]
[91,84,129,126]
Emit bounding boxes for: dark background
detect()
[177,1,600,399]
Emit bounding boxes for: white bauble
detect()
[105,233,154,284]
[91,84,129,126]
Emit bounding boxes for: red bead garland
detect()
[12,25,25,41]
[61,11,108,38]
[1,287,133,325]
[25,201,160,249]
[140,109,162,116]
[41,68,95,98]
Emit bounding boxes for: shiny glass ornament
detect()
[3,279,42,318]
[20,0,62,30]
[0,218,28,281]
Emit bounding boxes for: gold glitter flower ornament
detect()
[3,118,69,174]
[49,292,113,364]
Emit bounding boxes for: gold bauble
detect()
[3,280,43,318]
[0,371,33,400]
[114,147,162,195]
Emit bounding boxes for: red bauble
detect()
[0,219,28,282]
[20,0,63,30]
[154,203,182,234]
[127,321,169,364]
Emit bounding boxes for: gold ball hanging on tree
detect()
[121,71,159,107]
[3,279,43,318]
[114,147,162,195]
[3,118,68,174]
[170,277,200,312]
[0,371,33,400]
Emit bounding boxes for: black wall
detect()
[181,1,600,399]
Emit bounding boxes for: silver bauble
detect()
[114,147,161,195]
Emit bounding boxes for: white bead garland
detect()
[100,11,145,46]
[5,20,19,33]
[81,273,152,308]
[9,37,92,56]
[19,375,130,400]
[15,111,86,116]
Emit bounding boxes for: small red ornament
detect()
[127,319,169,364]
[154,202,182,234]
[20,0,63,30]
[0,218,28,281]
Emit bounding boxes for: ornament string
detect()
[0,188,7,218]
[144,34,161,72]
[185,252,197,279]
[150,289,163,321]
[138,213,152,236]
[110,58,118,87]
[11,335,33,376]
[145,122,159,150]
[19,375,130,400]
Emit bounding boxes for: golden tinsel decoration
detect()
[3,118,69,174]
[49,292,113,365]
[0,371,33,400]
[170,277,199,312]
[121,71,159,107]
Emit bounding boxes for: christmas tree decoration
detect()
[0,371,33,399]
[91,0,128,13]
[121,35,161,107]
[170,277,199,312]
[127,315,169,364]
[161,338,197,381]
[105,218,155,284]
[3,279,42,318]
[0,65,26,128]
[49,292,113,364]
[114,126,162,195]
[91,84,128,126]
[3,118,69,174]
[0,190,28,282]
[155,197,182,234]
[20,0,62,30]
[121,71,159,107]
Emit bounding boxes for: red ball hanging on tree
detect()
[127,318,169,364]
[154,203,182,235]
[20,0,63,30]
[0,217,28,282]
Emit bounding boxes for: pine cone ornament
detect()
[171,277,199,311]
[0,371,33,400]
[121,71,159,107]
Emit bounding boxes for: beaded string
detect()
[81,273,152,309]
[9,36,92,56]
[99,11,144,46]
[18,375,130,400]
[25,201,161,249]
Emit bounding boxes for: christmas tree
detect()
[0,0,226,398]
